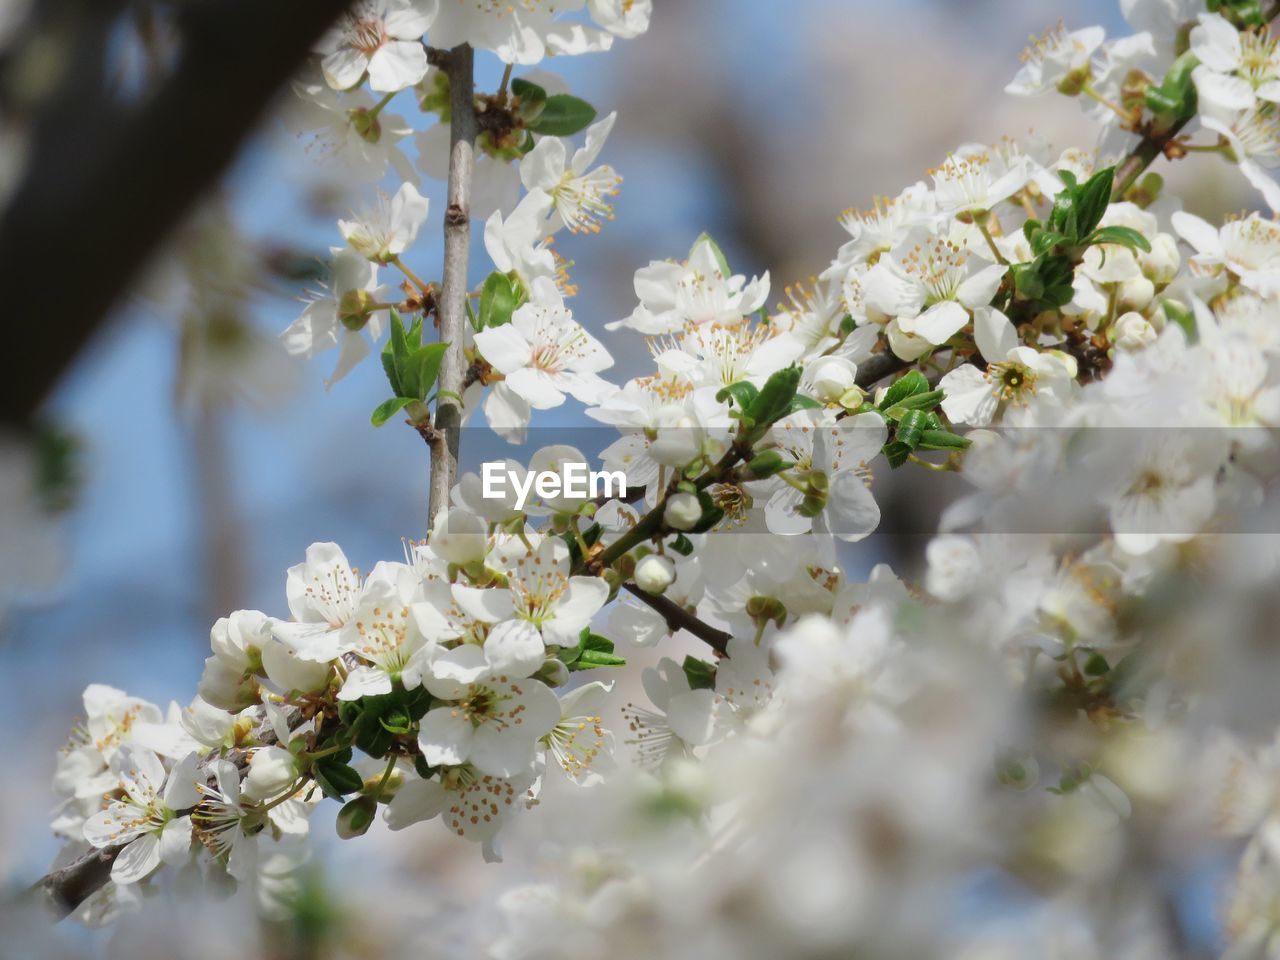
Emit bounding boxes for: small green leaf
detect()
[878,370,929,410]
[788,394,823,412]
[669,533,694,556]
[1074,167,1115,239]
[1086,225,1152,253]
[314,760,365,799]
[918,429,971,450]
[746,366,802,430]
[411,342,449,401]
[887,389,945,415]
[371,396,415,427]
[568,632,626,670]
[682,656,717,691]
[529,94,597,136]
[716,380,759,410]
[896,409,928,449]
[882,440,912,469]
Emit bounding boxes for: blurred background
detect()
[0,0,1257,952]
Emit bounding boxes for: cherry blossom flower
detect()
[939,307,1077,426]
[863,231,1007,345]
[416,644,560,777]
[520,113,621,234]
[1172,210,1280,296]
[83,749,202,884]
[338,180,430,263]
[281,247,393,387]
[316,0,437,93]
[473,277,614,423]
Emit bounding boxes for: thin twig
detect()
[622,583,732,656]
[429,44,478,526]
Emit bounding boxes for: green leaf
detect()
[716,380,759,410]
[313,760,365,799]
[918,429,971,450]
[568,632,626,670]
[378,703,413,735]
[882,440,912,469]
[743,449,791,480]
[690,231,732,277]
[1030,229,1069,257]
[669,533,694,556]
[381,311,410,397]
[788,394,823,412]
[682,655,717,691]
[410,341,448,401]
[746,366,802,429]
[895,409,928,449]
[886,389,945,416]
[878,370,929,410]
[528,94,597,136]
[371,396,415,427]
[1074,167,1115,239]
[1086,225,1152,253]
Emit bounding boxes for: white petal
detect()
[111,834,161,884]
[338,665,393,701]
[956,263,1008,309]
[473,326,533,373]
[418,707,476,766]
[452,584,516,623]
[483,619,546,677]
[903,299,969,345]
[973,306,1017,362]
[1170,210,1223,258]
[321,49,368,91]
[385,777,446,829]
[367,41,429,93]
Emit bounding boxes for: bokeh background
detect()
[0,0,1255,951]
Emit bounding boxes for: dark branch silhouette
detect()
[0,0,354,426]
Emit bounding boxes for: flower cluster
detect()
[36,3,1280,957]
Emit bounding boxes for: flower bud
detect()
[336,795,378,839]
[649,411,703,467]
[1117,275,1154,312]
[429,508,487,566]
[803,356,857,403]
[241,745,300,803]
[1141,234,1180,285]
[634,554,676,595]
[664,492,703,531]
[1111,311,1157,352]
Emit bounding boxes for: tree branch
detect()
[0,0,356,428]
[623,583,731,656]
[428,44,477,526]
